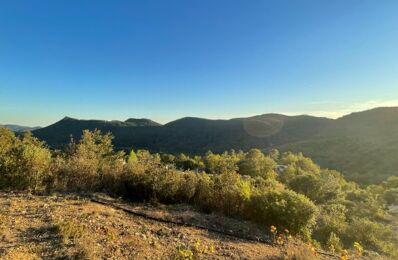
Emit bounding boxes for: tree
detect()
[161,153,175,164]
[0,129,51,191]
[20,132,52,191]
[128,149,138,163]
[54,129,124,191]
[203,151,237,175]
[281,152,320,175]
[268,149,280,161]
[383,176,398,189]
[238,149,276,179]
[0,128,21,188]
[384,188,398,205]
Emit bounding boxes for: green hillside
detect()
[33,114,331,153]
[280,107,398,184]
[31,107,398,183]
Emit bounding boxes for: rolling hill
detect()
[33,114,332,153]
[31,107,398,183]
[0,124,41,132]
[280,107,398,183]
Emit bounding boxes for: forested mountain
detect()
[31,107,398,183]
[280,107,398,183]
[33,114,332,153]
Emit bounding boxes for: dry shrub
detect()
[73,239,96,260]
[275,242,317,260]
[53,218,96,259]
[54,219,86,244]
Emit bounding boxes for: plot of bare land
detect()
[0,193,336,260]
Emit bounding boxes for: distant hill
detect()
[33,117,162,150]
[279,107,398,184]
[33,114,331,153]
[124,118,162,127]
[32,107,398,183]
[0,124,41,132]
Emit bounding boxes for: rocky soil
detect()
[0,192,333,259]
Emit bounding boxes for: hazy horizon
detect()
[2,104,398,128]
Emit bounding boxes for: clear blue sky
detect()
[1,0,397,126]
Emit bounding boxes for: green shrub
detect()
[238,149,276,179]
[51,129,125,192]
[287,174,321,201]
[211,171,251,216]
[312,204,348,245]
[204,151,239,175]
[0,129,51,191]
[383,188,398,205]
[174,172,199,203]
[326,232,343,253]
[248,188,318,237]
[281,152,320,175]
[194,173,215,212]
[343,217,397,256]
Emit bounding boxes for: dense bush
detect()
[248,188,317,238]
[312,204,348,245]
[0,129,51,191]
[208,171,251,216]
[343,217,397,254]
[238,149,276,179]
[381,176,398,205]
[0,128,397,257]
[50,130,125,191]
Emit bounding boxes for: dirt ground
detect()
[0,192,333,260]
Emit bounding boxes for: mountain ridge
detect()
[29,107,398,183]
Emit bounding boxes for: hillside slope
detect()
[31,107,398,183]
[33,114,332,153]
[0,193,325,260]
[279,107,398,183]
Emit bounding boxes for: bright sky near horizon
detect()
[1,0,397,127]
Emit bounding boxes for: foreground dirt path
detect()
[0,193,329,260]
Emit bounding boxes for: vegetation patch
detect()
[1,128,398,258]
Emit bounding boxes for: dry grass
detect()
[2,248,40,260]
[275,242,318,260]
[53,219,86,243]
[0,192,334,259]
